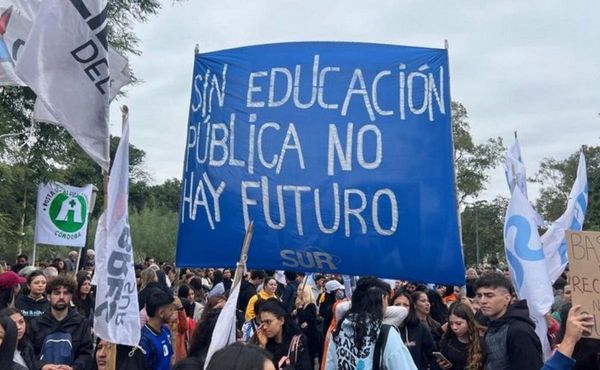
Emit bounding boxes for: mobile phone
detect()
[433,352,451,364]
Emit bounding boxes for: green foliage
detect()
[534,146,600,231]
[0,163,36,258]
[128,207,178,263]
[0,1,184,262]
[107,0,162,56]
[147,178,181,211]
[460,197,508,267]
[452,102,506,204]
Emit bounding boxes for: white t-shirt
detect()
[14,349,27,367]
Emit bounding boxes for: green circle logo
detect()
[49,193,88,233]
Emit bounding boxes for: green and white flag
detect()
[34,182,93,247]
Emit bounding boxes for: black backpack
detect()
[373,324,394,370]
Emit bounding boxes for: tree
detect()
[148,178,181,212]
[460,197,508,267]
[128,207,178,263]
[534,145,600,231]
[0,0,181,260]
[452,102,506,204]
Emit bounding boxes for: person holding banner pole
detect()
[202,222,255,368]
[77,186,98,275]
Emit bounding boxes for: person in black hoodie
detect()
[0,315,26,370]
[15,271,49,323]
[28,276,93,370]
[474,274,542,370]
[391,290,437,370]
[237,270,266,312]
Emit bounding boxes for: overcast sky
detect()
[108,0,600,203]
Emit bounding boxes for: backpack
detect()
[278,334,302,370]
[373,324,393,370]
[40,331,73,365]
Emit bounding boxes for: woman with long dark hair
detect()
[72,275,94,319]
[326,277,416,370]
[254,298,312,370]
[14,271,48,323]
[391,290,437,370]
[178,284,203,322]
[187,308,222,364]
[438,302,485,370]
[411,290,444,344]
[1,307,36,369]
[51,258,66,274]
[205,343,275,370]
[0,314,28,369]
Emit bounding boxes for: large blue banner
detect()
[177,42,464,285]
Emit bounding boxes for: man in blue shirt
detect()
[139,290,179,370]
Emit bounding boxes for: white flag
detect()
[504,137,528,197]
[0,1,36,86]
[343,275,354,299]
[34,182,93,247]
[33,47,131,124]
[503,137,545,227]
[93,112,140,347]
[504,186,553,359]
[204,268,243,369]
[14,0,110,170]
[541,152,588,283]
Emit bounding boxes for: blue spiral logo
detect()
[504,214,544,289]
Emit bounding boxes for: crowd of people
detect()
[0,253,598,370]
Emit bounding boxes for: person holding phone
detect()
[437,302,485,370]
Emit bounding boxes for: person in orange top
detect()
[442,286,462,306]
[170,296,190,363]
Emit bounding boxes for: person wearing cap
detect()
[319,279,346,343]
[0,271,26,310]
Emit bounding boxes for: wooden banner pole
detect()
[106,106,128,370]
[232,221,254,290]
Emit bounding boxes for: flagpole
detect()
[74,251,82,275]
[232,221,254,289]
[105,107,128,370]
[203,222,254,369]
[32,243,37,267]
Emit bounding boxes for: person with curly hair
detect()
[437,302,485,370]
[325,277,416,370]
